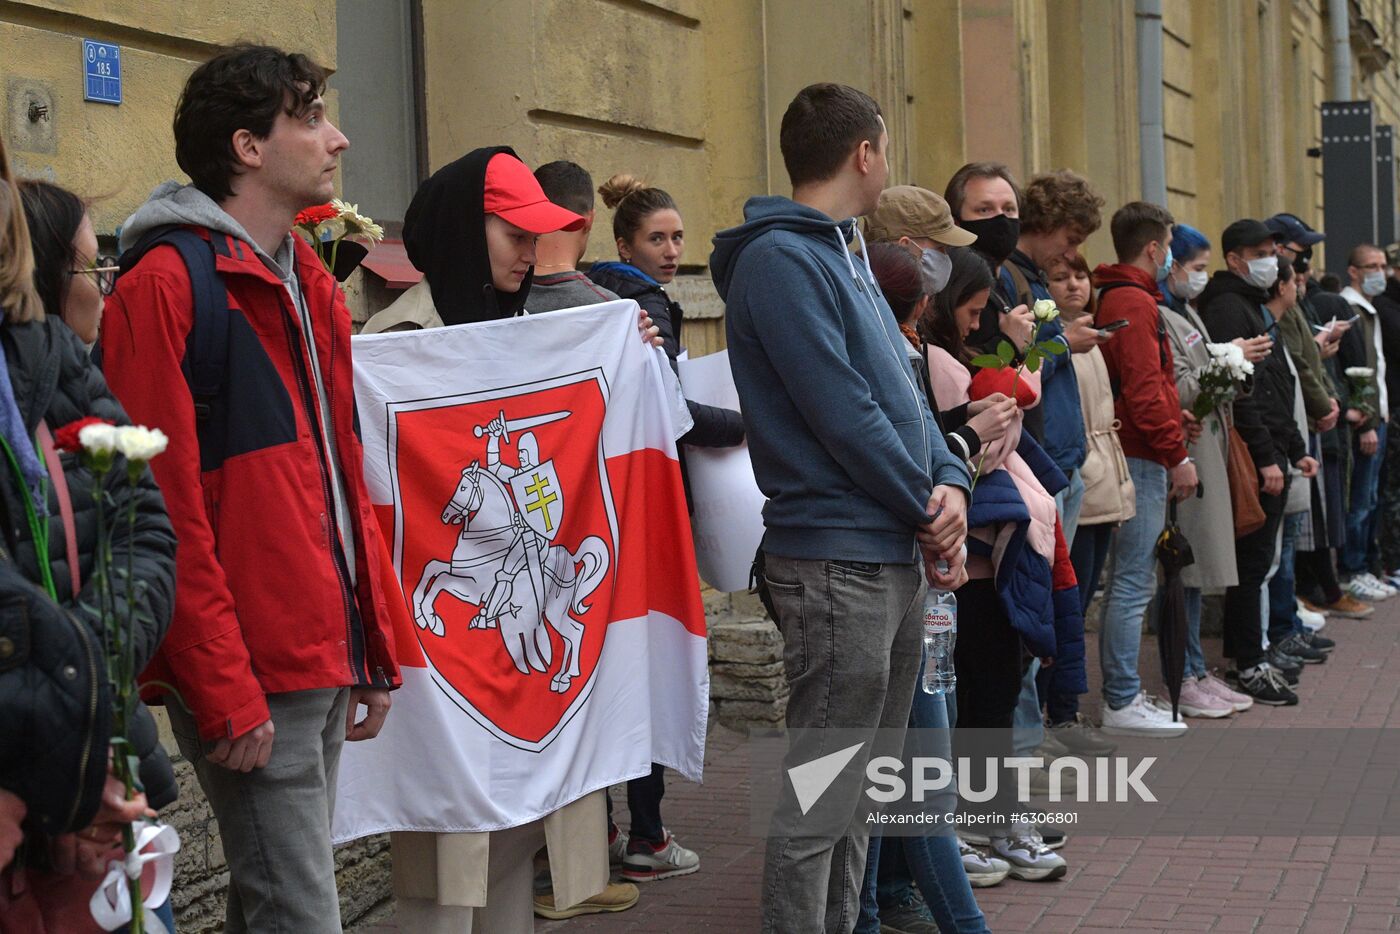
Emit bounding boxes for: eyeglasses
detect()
[69,254,119,296]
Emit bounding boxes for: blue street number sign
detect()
[83,40,122,105]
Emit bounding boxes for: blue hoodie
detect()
[710,196,970,563]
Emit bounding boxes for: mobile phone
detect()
[1098,319,1131,333]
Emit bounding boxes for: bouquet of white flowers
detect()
[1345,365,1378,421]
[1191,342,1253,422]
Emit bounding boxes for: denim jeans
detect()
[1268,512,1306,644]
[1342,422,1387,574]
[761,556,924,934]
[118,899,176,933]
[1070,522,1114,613]
[856,660,989,934]
[1011,659,1044,756]
[1099,457,1168,709]
[1055,467,1087,548]
[1182,587,1206,679]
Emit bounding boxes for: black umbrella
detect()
[1155,497,1196,721]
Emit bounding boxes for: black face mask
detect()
[961,213,1021,267]
[1294,246,1313,277]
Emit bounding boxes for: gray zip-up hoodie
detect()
[120,182,356,581]
[710,196,969,563]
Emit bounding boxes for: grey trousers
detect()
[167,687,351,934]
[759,556,924,934]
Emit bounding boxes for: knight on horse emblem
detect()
[410,409,610,693]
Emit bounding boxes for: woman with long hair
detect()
[1145,229,1256,717]
[919,247,1071,883]
[1042,252,1136,750]
[855,242,1005,933]
[17,182,115,345]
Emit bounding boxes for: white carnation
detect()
[78,423,119,455]
[114,426,169,463]
[1346,366,1376,379]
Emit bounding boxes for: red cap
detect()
[483,153,586,234]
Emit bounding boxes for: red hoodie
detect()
[1092,263,1188,467]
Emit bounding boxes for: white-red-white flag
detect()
[333,301,708,838]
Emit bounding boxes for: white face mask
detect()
[921,247,952,294]
[1246,256,1279,290]
[1363,270,1387,297]
[1171,267,1208,301]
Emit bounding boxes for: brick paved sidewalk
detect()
[370,606,1400,932]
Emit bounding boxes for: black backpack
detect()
[113,226,229,416]
[96,226,235,472]
[1097,279,1171,398]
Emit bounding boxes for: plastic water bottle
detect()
[921,579,957,695]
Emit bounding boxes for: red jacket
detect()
[102,227,401,740]
[1092,263,1188,467]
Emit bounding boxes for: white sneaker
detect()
[1347,576,1388,601]
[1356,573,1396,598]
[959,838,1011,887]
[989,820,1068,881]
[608,826,628,866]
[1100,692,1188,736]
[1296,600,1327,633]
[620,830,699,882]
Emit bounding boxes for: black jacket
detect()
[587,264,745,449]
[1197,271,1307,472]
[1373,278,1400,408]
[0,318,178,838]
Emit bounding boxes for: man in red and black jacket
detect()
[100,46,401,933]
[1092,201,1198,737]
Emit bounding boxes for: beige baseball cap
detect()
[864,186,978,247]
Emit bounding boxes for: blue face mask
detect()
[1156,242,1173,282]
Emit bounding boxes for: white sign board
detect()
[678,351,767,593]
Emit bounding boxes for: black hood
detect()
[1199,268,1268,308]
[403,145,532,325]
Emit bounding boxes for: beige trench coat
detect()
[1161,303,1239,593]
[1072,344,1136,526]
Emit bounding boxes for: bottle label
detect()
[923,605,954,634]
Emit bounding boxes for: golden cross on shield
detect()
[524,471,559,532]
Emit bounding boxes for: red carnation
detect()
[295,203,338,228]
[54,416,114,453]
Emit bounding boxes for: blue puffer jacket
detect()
[965,432,1087,695]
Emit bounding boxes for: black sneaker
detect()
[1301,630,1336,653]
[1237,665,1299,706]
[1276,633,1327,664]
[879,890,939,934]
[1036,824,1068,849]
[1265,647,1302,684]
